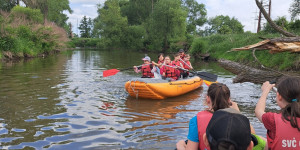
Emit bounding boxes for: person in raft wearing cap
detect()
[179,49,186,60]
[133,56,155,78]
[255,76,300,150]
[203,108,255,150]
[176,83,266,150]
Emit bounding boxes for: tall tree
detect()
[147,0,187,51]
[121,0,158,25]
[0,0,18,11]
[205,15,244,35]
[290,0,300,20]
[263,16,289,33]
[21,0,72,27]
[79,16,92,38]
[182,0,207,34]
[255,0,296,37]
[94,0,128,47]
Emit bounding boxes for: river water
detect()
[0,49,280,149]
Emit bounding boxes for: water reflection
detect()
[0,49,280,149]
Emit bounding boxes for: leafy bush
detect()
[190,38,208,54]
[11,6,43,24]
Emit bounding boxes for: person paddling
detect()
[255,77,300,150]
[152,53,164,76]
[133,56,155,78]
[160,56,180,81]
[179,49,186,60]
[181,54,193,78]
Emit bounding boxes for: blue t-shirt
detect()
[187,116,199,142]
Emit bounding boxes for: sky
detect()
[66,0,293,34]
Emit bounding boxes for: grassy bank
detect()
[190,33,300,71]
[0,6,69,60]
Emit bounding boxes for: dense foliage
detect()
[0,6,69,58]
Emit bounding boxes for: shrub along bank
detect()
[190,33,300,71]
[0,6,69,60]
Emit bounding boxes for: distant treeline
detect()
[76,0,300,54]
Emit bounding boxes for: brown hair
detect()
[158,53,164,59]
[207,83,231,112]
[277,76,300,131]
[174,53,180,57]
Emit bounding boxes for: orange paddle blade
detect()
[103,69,120,77]
[204,80,218,86]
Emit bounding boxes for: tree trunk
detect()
[255,0,297,37]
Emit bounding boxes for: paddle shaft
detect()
[121,64,150,71]
[153,62,188,72]
[179,58,197,73]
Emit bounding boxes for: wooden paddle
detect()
[103,64,149,77]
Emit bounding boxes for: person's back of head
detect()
[277,76,300,131]
[207,83,231,112]
[204,108,253,150]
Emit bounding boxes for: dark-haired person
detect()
[179,49,186,60]
[133,56,154,78]
[176,83,241,150]
[176,83,266,150]
[152,53,164,77]
[203,108,254,150]
[255,77,300,149]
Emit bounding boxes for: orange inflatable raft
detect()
[125,76,203,99]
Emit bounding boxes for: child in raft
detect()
[255,77,300,150]
[152,53,164,77]
[176,83,266,150]
[133,56,155,78]
[180,54,193,78]
[160,56,180,81]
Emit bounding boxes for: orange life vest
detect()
[141,64,154,78]
[267,113,300,149]
[197,111,213,150]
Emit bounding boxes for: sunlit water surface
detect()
[0,49,279,149]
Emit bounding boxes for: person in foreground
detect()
[255,77,300,149]
[133,56,155,78]
[176,83,266,150]
[176,83,241,150]
[203,108,254,150]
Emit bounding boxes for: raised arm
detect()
[255,81,275,122]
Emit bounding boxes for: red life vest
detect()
[141,64,154,78]
[267,113,300,149]
[158,60,164,64]
[163,65,177,80]
[183,61,191,70]
[197,111,213,150]
[180,54,186,60]
[172,60,184,73]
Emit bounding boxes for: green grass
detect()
[190,33,300,71]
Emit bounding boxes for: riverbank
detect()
[190,33,300,71]
[0,6,69,61]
